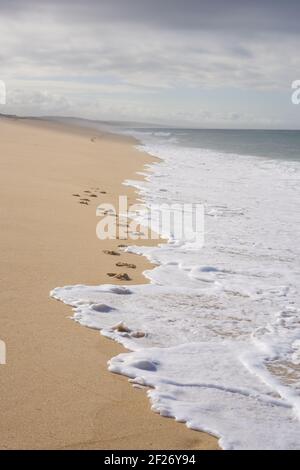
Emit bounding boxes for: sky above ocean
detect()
[1,0,300,128]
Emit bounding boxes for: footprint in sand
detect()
[103,250,120,256]
[114,273,131,281]
[106,272,131,281]
[116,262,136,269]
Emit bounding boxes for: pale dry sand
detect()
[0,116,219,450]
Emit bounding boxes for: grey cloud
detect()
[0,0,299,126]
[1,0,300,33]
[1,0,299,90]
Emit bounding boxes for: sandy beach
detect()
[0,116,218,450]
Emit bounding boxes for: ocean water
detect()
[51,128,300,449]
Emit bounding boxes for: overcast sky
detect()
[1,0,300,128]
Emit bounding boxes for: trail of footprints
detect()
[72,189,137,281]
[103,247,137,281]
[72,187,107,205]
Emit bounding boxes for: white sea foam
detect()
[51,131,300,449]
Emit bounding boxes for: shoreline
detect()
[0,116,219,449]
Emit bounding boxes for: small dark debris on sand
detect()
[72,194,80,197]
[103,250,120,256]
[118,244,128,248]
[79,201,89,205]
[100,191,107,194]
[107,272,117,277]
[116,262,136,269]
[90,194,98,197]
